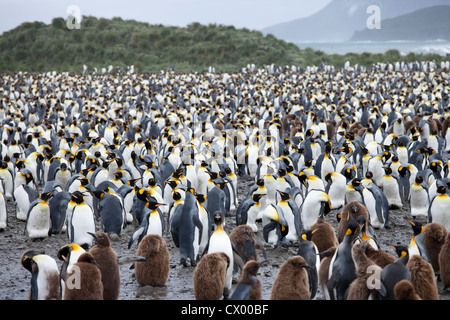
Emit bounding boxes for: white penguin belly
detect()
[382,177,403,208]
[430,195,450,230]
[246,204,261,232]
[410,186,429,218]
[26,202,51,239]
[363,189,384,229]
[147,212,163,236]
[14,186,32,221]
[71,204,95,247]
[208,230,233,291]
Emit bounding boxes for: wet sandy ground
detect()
[1,174,450,300]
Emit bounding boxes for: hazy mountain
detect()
[261,0,450,43]
[350,5,450,41]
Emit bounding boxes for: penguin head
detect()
[57,243,85,262]
[389,245,409,259]
[39,191,54,202]
[277,190,290,201]
[404,216,424,236]
[71,191,85,203]
[301,225,321,242]
[195,193,206,204]
[277,168,286,177]
[256,179,265,187]
[252,193,265,203]
[437,185,447,195]
[325,172,334,184]
[345,217,358,237]
[21,249,45,272]
[146,200,166,211]
[384,166,393,176]
[88,231,111,247]
[213,212,224,226]
[148,178,157,186]
[164,179,178,190]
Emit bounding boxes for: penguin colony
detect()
[4,59,450,300]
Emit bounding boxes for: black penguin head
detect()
[325,172,333,184]
[71,191,85,203]
[345,218,358,237]
[414,176,424,184]
[389,245,409,259]
[384,167,393,175]
[301,225,321,242]
[195,194,206,204]
[277,190,290,201]
[213,212,224,226]
[277,168,286,177]
[172,191,182,201]
[146,201,166,211]
[165,179,178,190]
[21,249,45,272]
[404,216,424,236]
[252,193,265,202]
[148,178,157,186]
[39,191,53,202]
[256,179,265,187]
[437,185,447,194]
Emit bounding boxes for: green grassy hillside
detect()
[0,16,447,73]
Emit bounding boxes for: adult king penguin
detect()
[21,249,60,300]
[300,189,331,230]
[25,190,53,240]
[207,212,234,299]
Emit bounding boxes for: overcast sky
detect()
[0,0,332,34]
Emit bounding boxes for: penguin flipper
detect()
[128,220,148,249]
[262,220,278,243]
[229,282,252,300]
[231,243,245,271]
[192,211,203,246]
[327,265,342,300]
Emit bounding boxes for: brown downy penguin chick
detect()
[309,214,339,257]
[88,232,120,300]
[338,200,368,242]
[439,232,450,291]
[394,279,422,300]
[270,255,311,300]
[63,252,103,300]
[229,225,266,266]
[406,254,439,300]
[318,246,337,300]
[134,234,170,287]
[423,222,448,274]
[230,260,264,300]
[346,241,382,300]
[193,252,230,300]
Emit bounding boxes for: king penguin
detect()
[134,234,170,287]
[428,184,450,231]
[193,251,230,300]
[63,252,103,300]
[128,200,166,249]
[88,232,120,300]
[21,249,61,300]
[25,190,54,240]
[261,203,290,247]
[409,175,429,218]
[382,166,404,209]
[300,189,331,230]
[276,189,302,243]
[67,191,96,250]
[378,245,411,300]
[236,193,265,232]
[327,217,358,300]
[404,217,431,263]
[270,255,312,300]
[325,171,347,210]
[207,212,234,299]
[297,227,321,299]
[230,260,263,300]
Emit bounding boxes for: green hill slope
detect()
[0,16,306,73]
[0,16,447,73]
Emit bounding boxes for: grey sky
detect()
[0,0,331,35]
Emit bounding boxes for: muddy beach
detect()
[1,172,449,301]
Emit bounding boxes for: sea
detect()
[295,40,450,57]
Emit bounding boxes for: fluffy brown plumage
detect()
[365,245,396,268]
[63,252,103,300]
[394,279,422,300]
[232,260,263,300]
[318,246,336,300]
[229,225,265,266]
[347,242,382,300]
[88,232,120,300]
[406,255,439,300]
[423,222,448,273]
[440,232,450,291]
[310,214,339,257]
[134,234,170,287]
[194,252,230,300]
[270,256,311,300]
[338,200,368,242]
